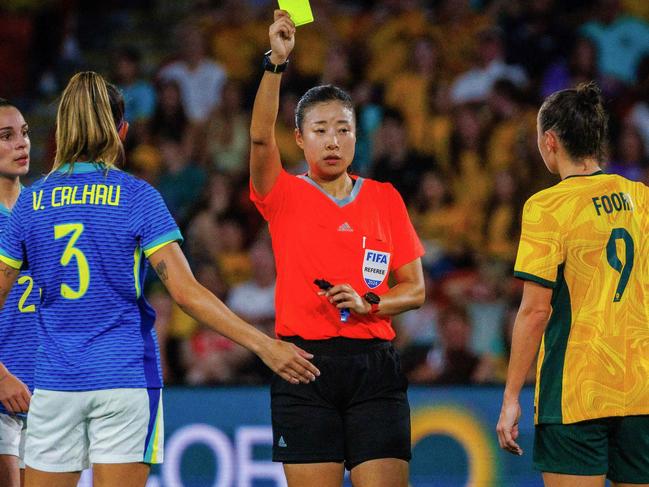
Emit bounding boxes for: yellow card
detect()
[278,0,314,26]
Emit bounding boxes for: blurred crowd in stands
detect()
[2,0,649,385]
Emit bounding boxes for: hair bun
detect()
[576,81,602,106]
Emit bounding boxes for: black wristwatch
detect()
[363,292,381,314]
[263,50,289,73]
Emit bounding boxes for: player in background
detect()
[497,82,649,487]
[0,99,38,487]
[0,72,318,487]
[250,10,425,487]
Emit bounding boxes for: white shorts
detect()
[0,413,27,467]
[24,388,163,473]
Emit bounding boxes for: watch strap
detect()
[263,50,289,73]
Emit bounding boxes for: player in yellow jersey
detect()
[497,82,649,487]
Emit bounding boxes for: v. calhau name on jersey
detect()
[32,184,121,210]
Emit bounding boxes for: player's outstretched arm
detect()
[0,363,30,414]
[148,242,319,384]
[496,281,552,456]
[249,9,296,197]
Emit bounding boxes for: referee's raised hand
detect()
[260,339,320,384]
[269,9,296,64]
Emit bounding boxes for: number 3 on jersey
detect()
[54,223,89,299]
[606,228,634,302]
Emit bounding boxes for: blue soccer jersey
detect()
[0,201,39,415]
[0,162,182,391]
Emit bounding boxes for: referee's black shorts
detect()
[270,336,411,470]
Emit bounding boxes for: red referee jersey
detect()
[251,170,424,340]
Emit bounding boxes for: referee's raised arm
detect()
[249,10,295,197]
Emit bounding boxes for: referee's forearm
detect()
[377,282,425,316]
[250,72,282,144]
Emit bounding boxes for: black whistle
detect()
[314,278,333,291]
[314,278,350,323]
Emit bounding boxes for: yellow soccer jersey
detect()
[514,171,649,424]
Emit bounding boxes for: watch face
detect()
[364,292,380,304]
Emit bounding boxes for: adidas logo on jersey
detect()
[338,222,353,232]
[278,436,287,447]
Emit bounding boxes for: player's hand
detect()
[496,398,523,456]
[321,283,370,315]
[259,338,320,384]
[0,372,31,414]
[269,9,296,64]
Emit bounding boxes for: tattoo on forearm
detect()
[155,261,169,282]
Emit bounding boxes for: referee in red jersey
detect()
[249,10,426,487]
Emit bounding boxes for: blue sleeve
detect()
[129,180,183,258]
[0,191,29,269]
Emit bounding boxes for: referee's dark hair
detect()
[0,98,17,109]
[539,81,608,161]
[295,85,354,131]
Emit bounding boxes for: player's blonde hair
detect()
[52,71,124,172]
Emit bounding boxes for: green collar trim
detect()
[563,170,604,180]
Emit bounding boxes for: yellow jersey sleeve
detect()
[514,195,564,288]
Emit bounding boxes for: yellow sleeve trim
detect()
[0,254,22,270]
[143,240,175,258]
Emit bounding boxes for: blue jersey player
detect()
[0,99,37,487]
[0,72,319,487]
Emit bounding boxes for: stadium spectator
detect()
[430,0,493,80]
[182,262,255,385]
[226,237,276,334]
[113,46,156,127]
[540,36,600,99]
[349,81,383,175]
[485,78,537,174]
[156,139,206,223]
[215,217,252,288]
[405,303,480,384]
[447,105,490,209]
[580,0,649,85]
[370,108,431,203]
[203,80,250,176]
[408,171,471,276]
[384,36,441,150]
[159,24,227,124]
[606,121,648,181]
[149,79,190,149]
[450,27,527,105]
[184,172,233,265]
[481,170,523,261]
[499,0,570,79]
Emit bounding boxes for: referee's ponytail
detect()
[538,81,608,162]
[52,71,125,173]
